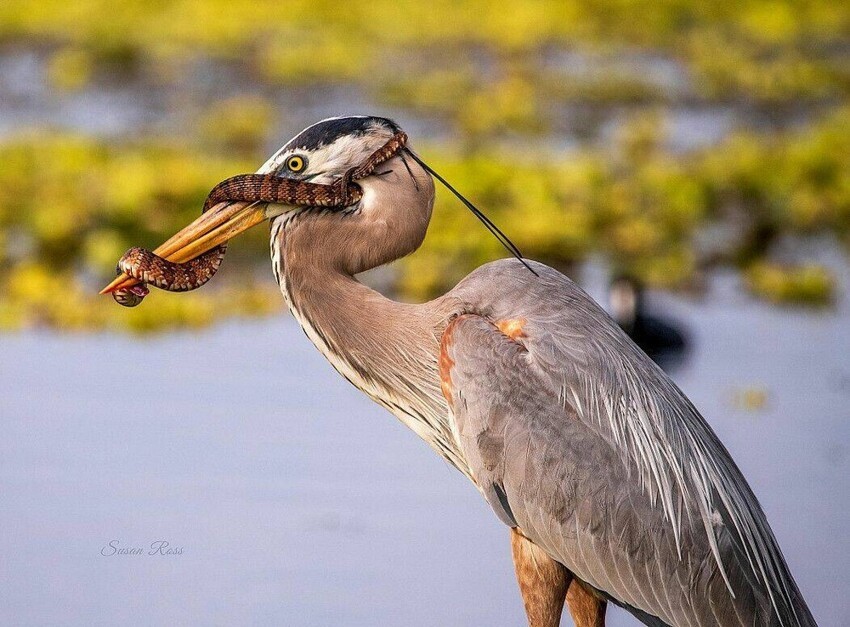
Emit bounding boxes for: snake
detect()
[112,132,408,307]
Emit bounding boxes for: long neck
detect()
[271,221,470,475]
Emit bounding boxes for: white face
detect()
[258,116,398,186]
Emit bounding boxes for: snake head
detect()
[112,283,150,308]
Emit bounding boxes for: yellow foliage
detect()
[0,1,848,329]
[199,96,275,156]
[746,263,834,305]
[46,47,93,91]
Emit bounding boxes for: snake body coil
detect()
[112,132,407,307]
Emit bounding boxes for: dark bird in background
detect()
[608,275,688,371]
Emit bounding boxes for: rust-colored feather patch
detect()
[496,317,527,341]
[439,324,457,409]
[439,314,474,409]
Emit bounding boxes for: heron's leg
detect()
[510,528,571,627]
[566,579,607,627]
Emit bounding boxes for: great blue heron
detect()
[107,116,816,626]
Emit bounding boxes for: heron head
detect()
[262,116,402,184]
[262,115,435,274]
[98,115,433,287]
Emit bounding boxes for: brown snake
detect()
[113,132,408,307]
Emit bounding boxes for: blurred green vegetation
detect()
[0,132,282,331]
[0,0,848,330]
[402,108,850,301]
[1,0,847,104]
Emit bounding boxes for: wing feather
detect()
[442,259,815,627]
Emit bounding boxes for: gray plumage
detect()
[444,261,814,626]
[258,115,816,626]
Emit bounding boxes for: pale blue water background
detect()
[2,265,848,626]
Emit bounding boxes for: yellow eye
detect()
[285,155,306,172]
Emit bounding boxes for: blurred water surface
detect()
[2,266,848,626]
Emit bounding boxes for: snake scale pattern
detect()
[112,132,408,307]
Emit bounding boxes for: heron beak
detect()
[99,200,269,294]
